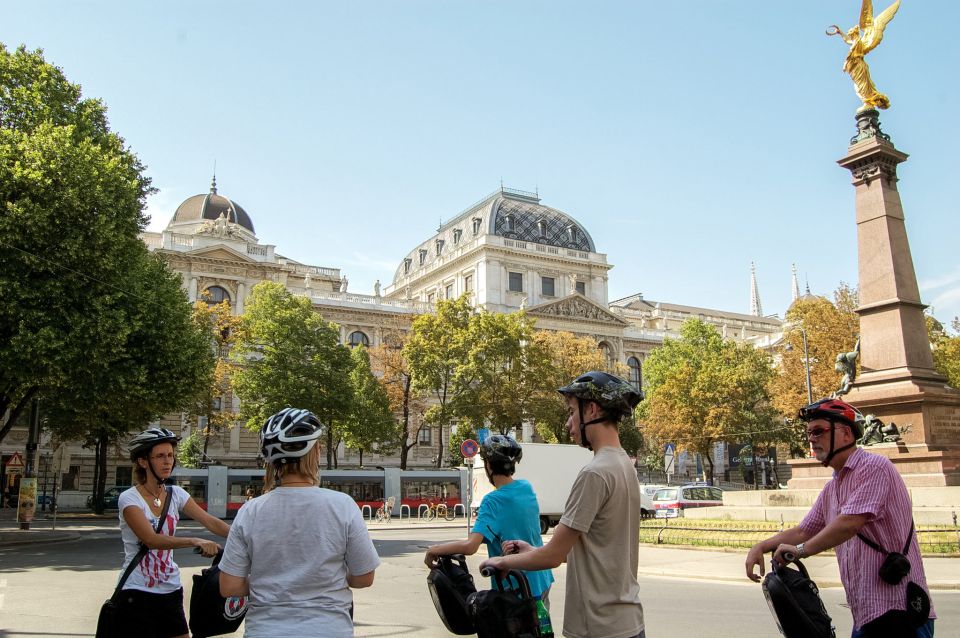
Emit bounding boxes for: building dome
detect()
[171,176,255,233]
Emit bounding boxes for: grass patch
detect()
[638,518,960,555]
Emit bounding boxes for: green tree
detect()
[456,310,539,435]
[639,319,779,483]
[0,44,154,442]
[928,315,960,389]
[770,283,860,418]
[342,345,396,466]
[177,429,205,469]
[230,281,352,469]
[405,295,473,467]
[44,250,214,512]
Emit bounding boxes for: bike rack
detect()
[453,503,466,518]
[418,504,430,521]
[399,504,411,520]
[361,504,372,520]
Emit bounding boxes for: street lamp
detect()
[785,323,813,405]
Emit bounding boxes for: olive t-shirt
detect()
[559,446,644,638]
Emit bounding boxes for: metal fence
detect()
[639,511,960,555]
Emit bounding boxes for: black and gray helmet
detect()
[480,435,523,475]
[260,407,325,464]
[128,427,180,461]
[558,371,642,415]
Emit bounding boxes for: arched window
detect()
[627,356,642,391]
[598,341,614,368]
[348,331,370,348]
[204,285,231,305]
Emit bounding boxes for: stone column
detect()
[236,282,246,314]
[790,111,960,488]
[188,277,198,303]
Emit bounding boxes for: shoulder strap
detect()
[111,486,174,600]
[856,520,915,555]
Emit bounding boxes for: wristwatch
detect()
[795,543,807,558]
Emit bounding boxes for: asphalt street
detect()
[1,523,957,637]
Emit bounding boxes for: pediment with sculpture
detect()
[527,293,628,326]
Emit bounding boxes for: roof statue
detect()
[340,275,348,293]
[374,279,381,297]
[827,0,901,111]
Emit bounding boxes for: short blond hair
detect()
[263,443,321,491]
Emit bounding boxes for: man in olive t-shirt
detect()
[481,371,645,638]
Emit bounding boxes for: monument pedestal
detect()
[787,444,960,489]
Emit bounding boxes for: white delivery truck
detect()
[470,442,594,534]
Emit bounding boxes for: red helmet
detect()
[798,398,862,438]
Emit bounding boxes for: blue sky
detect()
[5,2,959,324]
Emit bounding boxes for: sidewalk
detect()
[635,544,960,591]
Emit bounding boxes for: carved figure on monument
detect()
[833,336,861,397]
[340,275,348,293]
[304,272,312,289]
[858,413,903,445]
[827,0,901,111]
[568,273,578,294]
[374,279,381,297]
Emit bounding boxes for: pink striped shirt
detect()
[799,448,935,629]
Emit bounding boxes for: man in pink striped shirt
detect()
[745,398,935,637]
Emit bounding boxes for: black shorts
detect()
[115,587,189,638]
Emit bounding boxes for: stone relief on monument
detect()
[531,296,624,325]
[196,212,241,239]
[833,336,860,398]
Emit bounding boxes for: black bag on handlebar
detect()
[762,555,835,638]
[189,549,248,638]
[427,554,477,635]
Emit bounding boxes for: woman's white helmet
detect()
[260,407,325,464]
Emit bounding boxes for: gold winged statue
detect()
[827,0,901,111]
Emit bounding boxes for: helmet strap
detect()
[820,422,856,467]
[577,399,598,451]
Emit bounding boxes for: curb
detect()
[0,531,82,548]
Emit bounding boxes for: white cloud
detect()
[919,268,960,292]
[144,187,180,232]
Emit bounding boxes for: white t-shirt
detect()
[117,484,191,594]
[219,486,381,638]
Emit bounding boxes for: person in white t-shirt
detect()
[115,427,231,638]
[219,407,381,637]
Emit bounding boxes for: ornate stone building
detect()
[2,181,785,506]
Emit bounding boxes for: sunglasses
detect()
[805,427,831,439]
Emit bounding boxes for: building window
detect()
[115,466,132,487]
[575,281,586,295]
[428,292,435,304]
[418,427,432,446]
[508,272,523,293]
[537,219,547,237]
[204,285,231,305]
[418,249,428,266]
[627,357,642,391]
[348,331,370,348]
[445,283,454,299]
[453,229,462,244]
[464,274,473,293]
[472,217,482,235]
[435,239,444,256]
[542,276,555,297]
[403,258,412,275]
[566,225,579,244]
[212,397,222,411]
[598,341,614,367]
[62,464,81,491]
[505,214,515,232]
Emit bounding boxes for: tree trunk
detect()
[358,449,364,467]
[94,432,109,515]
[326,429,334,469]
[705,453,715,485]
[0,386,39,443]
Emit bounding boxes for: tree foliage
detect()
[0,44,154,443]
[404,295,473,467]
[368,337,428,470]
[230,282,352,468]
[342,345,396,466]
[44,250,214,511]
[527,330,610,444]
[639,319,780,482]
[769,284,860,418]
[928,315,960,390]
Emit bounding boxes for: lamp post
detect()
[785,324,813,405]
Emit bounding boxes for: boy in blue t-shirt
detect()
[424,435,554,607]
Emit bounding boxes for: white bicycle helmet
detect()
[128,427,180,460]
[260,407,325,464]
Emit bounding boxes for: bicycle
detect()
[375,496,394,523]
[421,499,457,522]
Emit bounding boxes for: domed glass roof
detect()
[171,177,254,233]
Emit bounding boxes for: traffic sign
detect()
[477,428,490,444]
[663,443,675,475]
[460,438,480,459]
[5,451,24,474]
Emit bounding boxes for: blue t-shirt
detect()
[472,479,554,598]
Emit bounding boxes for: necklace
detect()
[142,484,163,507]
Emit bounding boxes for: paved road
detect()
[1,524,957,637]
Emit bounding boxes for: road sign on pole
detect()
[664,443,675,481]
[5,451,24,475]
[460,438,479,459]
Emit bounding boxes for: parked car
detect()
[86,486,124,510]
[653,484,724,518]
[639,484,668,518]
